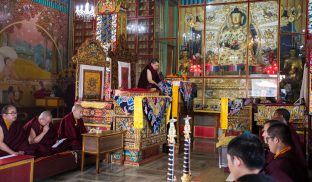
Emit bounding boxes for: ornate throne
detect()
[72,38,114,131]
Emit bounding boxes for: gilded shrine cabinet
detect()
[176,0,308,154]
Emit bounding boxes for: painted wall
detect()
[0,0,69,106]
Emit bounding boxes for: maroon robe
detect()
[263,149,308,182]
[288,124,306,167]
[57,112,86,150]
[24,117,70,156]
[137,64,160,89]
[0,117,38,157]
[265,124,306,166]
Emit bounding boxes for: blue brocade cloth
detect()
[179,82,197,114]
[112,96,134,114]
[142,97,170,133]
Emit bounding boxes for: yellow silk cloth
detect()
[133,96,144,129]
[216,133,236,148]
[220,98,228,129]
[171,85,179,118]
[166,103,171,124]
[4,119,11,130]
[133,96,171,129]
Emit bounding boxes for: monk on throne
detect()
[57,104,87,150]
[0,105,38,156]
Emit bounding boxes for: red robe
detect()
[0,117,38,156]
[289,124,306,167]
[24,117,70,156]
[263,149,308,182]
[265,124,306,167]
[57,112,86,150]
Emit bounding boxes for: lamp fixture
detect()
[75,0,95,22]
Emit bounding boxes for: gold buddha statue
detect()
[218,8,247,65]
[281,49,303,103]
[179,51,190,76]
[284,49,303,80]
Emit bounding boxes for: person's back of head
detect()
[227,133,265,181]
[237,173,276,182]
[273,108,290,124]
[267,123,292,147]
[228,133,265,170]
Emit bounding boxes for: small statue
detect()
[179,51,191,76]
[281,49,303,103]
[284,49,303,80]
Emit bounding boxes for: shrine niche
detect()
[109,34,137,89]
[72,38,110,101]
[204,2,278,76]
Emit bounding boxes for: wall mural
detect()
[0,0,69,106]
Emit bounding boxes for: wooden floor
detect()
[41,151,228,182]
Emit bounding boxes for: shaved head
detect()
[39,111,52,120]
[72,104,83,120]
[72,104,83,112]
[38,110,52,126]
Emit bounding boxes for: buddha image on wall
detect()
[218,7,247,65]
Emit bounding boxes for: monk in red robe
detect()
[137,58,161,90]
[272,108,306,167]
[263,123,308,182]
[0,105,38,156]
[58,104,86,150]
[24,111,69,156]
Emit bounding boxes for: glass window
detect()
[178,7,205,77]
[205,78,247,98]
[205,4,248,76]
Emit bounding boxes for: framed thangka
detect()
[79,64,105,101]
[248,1,279,76]
[178,7,204,77]
[118,61,131,89]
[205,4,248,76]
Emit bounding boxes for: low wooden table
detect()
[0,155,34,182]
[81,131,125,173]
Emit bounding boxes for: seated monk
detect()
[24,111,69,156]
[58,104,86,150]
[0,105,38,156]
[263,123,308,182]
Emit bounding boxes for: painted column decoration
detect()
[167,118,177,182]
[181,115,192,182]
[308,0,312,115]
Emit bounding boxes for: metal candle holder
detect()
[167,118,177,182]
[181,115,192,182]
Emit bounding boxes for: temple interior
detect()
[0,0,312,182]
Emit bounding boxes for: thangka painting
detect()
[79,64,105,101]
[205,2,278,75]
[118,61,131,89]
[178,7,204,77]
[83,70,102,101]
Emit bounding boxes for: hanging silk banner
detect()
[171,81,180,118]
[220,98,228,129]
[179,81,196,114]
[142,97,170,133]
[133,96,144,129]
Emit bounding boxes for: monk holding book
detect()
[58,104,87,150]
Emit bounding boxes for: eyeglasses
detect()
[266,136,274,143]
[6,112,17,115]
